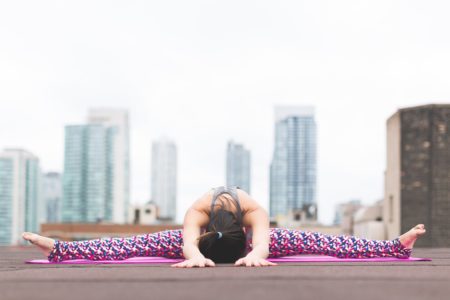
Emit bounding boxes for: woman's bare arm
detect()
[171,191,215,268]
[181,207,209,259]
[235,190,276,266]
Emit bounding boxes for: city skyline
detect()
[2,102,449,225]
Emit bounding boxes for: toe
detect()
[22,232,32,240]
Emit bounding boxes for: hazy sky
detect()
[1,1,449,224]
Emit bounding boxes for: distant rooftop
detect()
[398,103,450,112]
[0,148,37,159]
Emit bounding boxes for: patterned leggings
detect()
[47,228,412,262]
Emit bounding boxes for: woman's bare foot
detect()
[22,232,55,256]
[399,224,426,249]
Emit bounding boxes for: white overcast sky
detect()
[1,1,449,224]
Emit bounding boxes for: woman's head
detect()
[198,194,246,263]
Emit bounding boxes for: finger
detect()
[177,263,190,268]
[171,261,186,268]
[246,261,252,267]
[253,261,261,267]
[234,258,243,266]
[206,259,215,267]
[198,261,205,268]
[260,260,270,266]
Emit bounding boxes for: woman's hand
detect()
[234,254,277,267]
[171,256,215,268]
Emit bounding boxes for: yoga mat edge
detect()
[26,255,432,264]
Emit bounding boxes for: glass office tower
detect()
[42,172,62,223]
[151,137,177,221]
[62,125,115,223]
[270,106,317,220]
[226,141,251,193]
[88,109,130,224]
[0,149,40,245]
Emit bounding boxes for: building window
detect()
[134,209,140,224]
[437,123,446,134]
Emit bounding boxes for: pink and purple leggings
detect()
[47,228,412,262]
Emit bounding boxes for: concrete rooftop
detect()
[1,247,449,300]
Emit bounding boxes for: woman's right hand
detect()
[171,256,215,268]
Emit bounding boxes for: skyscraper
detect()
[62,125,111,223]
[151,137,177,221]
[88,108,130,224]
[226,141,251,193]
[62,109,130,224]
[269,106,317,221]
[0,149,40,245]
[384,104,450,247]
[42,172,62,223]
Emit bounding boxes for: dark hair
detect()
[198,193,246,263]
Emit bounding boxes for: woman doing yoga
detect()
[23,186,426,267]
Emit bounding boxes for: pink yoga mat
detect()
[26,255,431,264]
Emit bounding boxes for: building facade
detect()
[353,200,384,240]
[270,106,317,221]
[128,202,158,225]
[42,172,62,223]
[88,108,130,224]
[62,124,113,222]
[151,137,177,221]
[62,109,129,224]
[226,140,251,193]
[384,104,450,247]
[0,149,40,245]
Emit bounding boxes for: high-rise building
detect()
[62,109,129,224]
[226,141,250,193]
[384,104,450,247]
[226,141,251,193]
[270,106,317,221]
[62,125,111,223]
[42,172,62,223]
[151,137,177,221]
[88,108,130,224]
[0,149,40,245]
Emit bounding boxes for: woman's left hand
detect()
[234,255,277,267]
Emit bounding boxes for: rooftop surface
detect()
[1,247,449,300]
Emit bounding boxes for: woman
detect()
[23,186,426,267]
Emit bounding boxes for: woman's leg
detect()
[24,230,184,262]
[268,226,424,259]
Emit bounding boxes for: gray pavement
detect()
[1,247,449,300]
